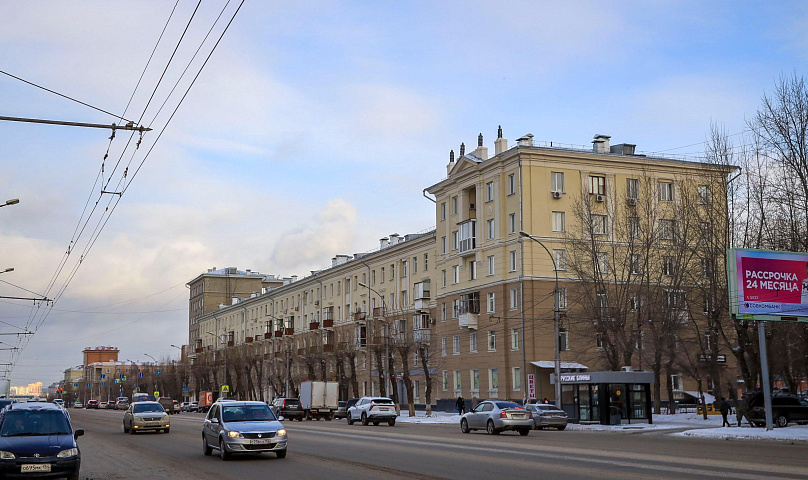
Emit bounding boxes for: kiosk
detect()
[551,371,654,425]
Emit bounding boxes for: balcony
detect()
[353,311,367,323]
[227,341,235,347]
[458,218,476,255]
[265,332,273,339]
[297,348,306,355]
[323,344,335,353]
[245,337,253,344]
[309,322,320,330]
[414,298,430,310]
[373,307,386,318]
[322,319,334,328]
[413,329,431,344]
[284,327,295,335]
[458,312,478,330]
[274,330,283,338]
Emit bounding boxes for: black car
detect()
[0,402,84,479]
[270,398,304,421]
[0,399,18,411]
[746,392,808,427]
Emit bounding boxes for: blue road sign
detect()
[156,370,161,375]
[87,383,90,387]
[101,374,105,379]
[139,372,144,378]
[102,382,106,386]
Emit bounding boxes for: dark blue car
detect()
[0,402,83,479]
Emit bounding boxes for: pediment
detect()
[448,154,483,176]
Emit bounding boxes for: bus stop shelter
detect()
[551,371,654,425]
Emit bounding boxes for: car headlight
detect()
[276,428,286,437]
[57,448,78,458]
[0,451,15,459]
[228,431,243,438]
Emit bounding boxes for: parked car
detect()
[460,400,533,435]
[189,401,199,412]
[99,402,109,409]
[104,401,114,410]
[86,400,99,410]
[180,402,193,412]
[525,403,568,430]
[0,401,84,479]
[123,401,170,434]
[0,399,18,411]
[202,400,287,460]
[156,397,175,415]
[746,392,808,427]
[270,398,304,421]
[73,402,83,409]
[346,397,397,426]
[115,399,130,410]
[334,401,349,419]
[52,399,65,408]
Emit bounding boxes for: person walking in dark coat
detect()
[456,396,465,415]
[718,397,731,427]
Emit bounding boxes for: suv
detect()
[0,402,84,479]
[346,397,397,426]
[271,398,304,421]
[86,400,99,410]
[202,401,287,460]
[746,392,808,427]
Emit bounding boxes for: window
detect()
[472,369,480,391]
[626,178,639,200]
[413,256,417,274]
[424,253,428,271]
[452,231,459,250]
[452,299,460,318]
[508,174,515,195]
[441,302,446,322]
[371,270,376,285]
[511,327,519,350]
[442,270,446,287]
[512,367,521,391]
[510,288,518,310]
[628,216,641,239]
[698,185,710,204]
[589,175,606,195]
[402,260,408,277]
[454,370,462,391]
[487,292,495,312]
[489,369,499,391]
[441,237,447,254]
[509,250,517,272]
[659,219,676,241]
[380,267,385,284]
[451,196,458,215]
[701,258,712,278]
[453,335,460,355]
[553,249,566,271]
[469,332,477,352]
[663,256,676,276]
[596,291,609,317]
[441,337,447,356]
[557,287,568,310]
[442,371,448,391]
[487,255,495,275]
[552,211,565,233]
[597,252,609,274]
[658,181,674,202]
[665,290,686,316]
[551,172,564,193]
[630,293,639,311]
[486,181,494,202]
[630,254,642,274]
[452,265,459,284]
[596,333,604,350]
[508,213,516,234]
[671,374,683,391]
[559,329,570,351]
[390,265,395,280]
[488,330,496,351]
[591,214,607,235]
[441,202,446,220]
[487,219,495,239]
[469,260,477,280]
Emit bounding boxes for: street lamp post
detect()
[144,354,159,397]
[0,268,13,274]
[205,331,228,396]
[170,345,185,401]
[519,231,562,410]
[358,282,389,399]
[0,199,19,208]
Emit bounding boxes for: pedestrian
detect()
[543,397,549,405]
[736,395,748,427]
[471,396,479,410]
[718,397,731,427]
[456,395,465,415]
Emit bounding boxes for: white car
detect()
[346,397,397,426]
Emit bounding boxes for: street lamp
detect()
[358,282,389,400]
[170,345,186,401]
[206,331,228,395]
[0,268,13,274]
[519,231,562,410]
[0,199,19,208]
[266,313,289,397]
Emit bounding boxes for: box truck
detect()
[299,381,338,420]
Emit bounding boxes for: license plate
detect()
[319,409,330,413]
[21,464,52,473]
[511,414,525,418]
[249,438,272,445]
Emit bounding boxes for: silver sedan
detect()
[460,400,533,435]
[526,404,568,430]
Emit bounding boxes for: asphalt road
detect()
[68,408,808,480]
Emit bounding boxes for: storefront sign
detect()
[560,374,591,382]
[527,374,536,399]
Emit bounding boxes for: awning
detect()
[675,390,716,404]
[531,361,588,370]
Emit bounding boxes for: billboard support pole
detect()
[757,321,773,431]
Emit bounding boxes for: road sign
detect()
[154,391,160,397]
[87,383,90,387]
[120,374,125,379]
[139,372,144,378]
[101,374,105,379]
[102,382,106,386]
[114,380,118,384]
[221,385,230,393]
[156,370,161,375]
[527,374,536,400]
[182,387,189,391]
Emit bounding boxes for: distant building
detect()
[82,346,119,365]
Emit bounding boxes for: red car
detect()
[86,400,100,409]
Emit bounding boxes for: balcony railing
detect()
[309,322,320,330]
[274,330,283,338]
[284,327,295,335]
[458,312,478,330]
[413,329,431,344]
[373,306,386,317]
[458,218,476,254]
[353,311,367,322]
[323,344,335,353]
[322,319,334,328]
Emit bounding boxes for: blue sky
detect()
[0,0,806,388]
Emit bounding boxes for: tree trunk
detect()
[418,346,433,416]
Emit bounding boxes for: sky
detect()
[0,0,806,388]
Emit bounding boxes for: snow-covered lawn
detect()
[397,410,808,441]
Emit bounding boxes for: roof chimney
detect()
[495,125,508,155]
[447,150,455,175]
[389,233,400,245]
[516,134,534,147]
[592,134,611,153]
[472,132,488,160]
[380,237,389,249]
[459,143,465,157]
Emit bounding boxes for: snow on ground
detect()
[397,410,808,441]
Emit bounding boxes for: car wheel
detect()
[276,449,287,459]
[66,470,80,480]
[130,424,137,435]
[776,415,789,428]
[487,420,499,435]
[519,429,530,436]
[326,415,333,421]
[297,416,303,422]
[537,426,544,430]
[361,413,369,426]
[123,422,129,434]
[460,418,470,433]
[557,425,566,431]
[388,418,395,427]
[373,421,379,426]
[306,411,312,421]
[219,439,230,461]
[347,415,354,425]
[202,435,212,456]
[164,428,170,434]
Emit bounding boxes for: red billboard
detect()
[728,249,808,319]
